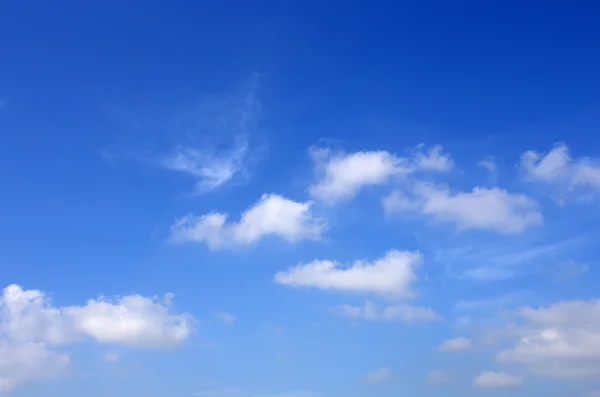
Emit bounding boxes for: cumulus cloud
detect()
[384,183,542,234]
[472,371,523,389]
[495,298,600,379]
[520,143,600,200]
[170,194,326,249]
[339,301,440,322]
[438,337,472,352]
[0,284,192,391]
[308,145,452,204]
[364,367,392,384]
[274,250,421,298]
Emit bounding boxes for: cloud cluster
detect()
[384,184,542,234]
[170,194,326,249]
[308,145,452,204]
[495,298,600,379]
[520,143,600,200]
[0,284,192,391]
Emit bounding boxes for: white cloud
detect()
[384,184,542,234]
[438,337,472,352]
[215,311,236,325]
[472,371,523,389]
[163,137,248,193]
[0,341,69,392]
[478,158,497,173]
[426,370,452,384]
[520,143,600,200]
[364,367,391,384]
[495,298,600,379]
[339,301,440,322]
[64,294,191,348]
[274,250,421,298]
[0,284,192,391]
[308,145,452,204]
[170,194,326,249]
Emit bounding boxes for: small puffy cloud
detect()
[472,371,523,389]
[364,367,391,384]
[426,370,452,384]
[308,145,452,204]
[163,137,248,194]
[215,311,236,325]
[339,301,440,322]
[495,298,600,379]
[274,250,421,298]
[520,143,600,200]
[384,184,542,234]
[170,194,326,249]
[438,337,472,352]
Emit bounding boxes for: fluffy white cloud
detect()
[472,371,523,389]
[308,145,452,204]
[438,337,472,352]
[64,294,191,347]
[495,298,600,379]
[384,184,542,234]
[0,284,192,391]
[274,250,421,298]
[339,301,440,322]
[170,194,326,249]
[520,143,600,199]
[364,367,391,384]
[426,370,452,384]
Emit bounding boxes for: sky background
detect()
[1,1,600,397]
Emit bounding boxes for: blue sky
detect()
[1,1,600,396]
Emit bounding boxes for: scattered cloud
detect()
[520,143,600,201]
[438,337,472,352]
[215,311,236,325]
[426,370,452,384]
[495,298,600,379]
[170,194,326,249]
[478,158,497,173]
[364,367,392,384]
[384,184,542,234]
[163,137,249,194]
[308,145,451,204]
[274,250,421,298]
[472,371,523,389]
[0,284,191,391]
[339,301,440,322]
